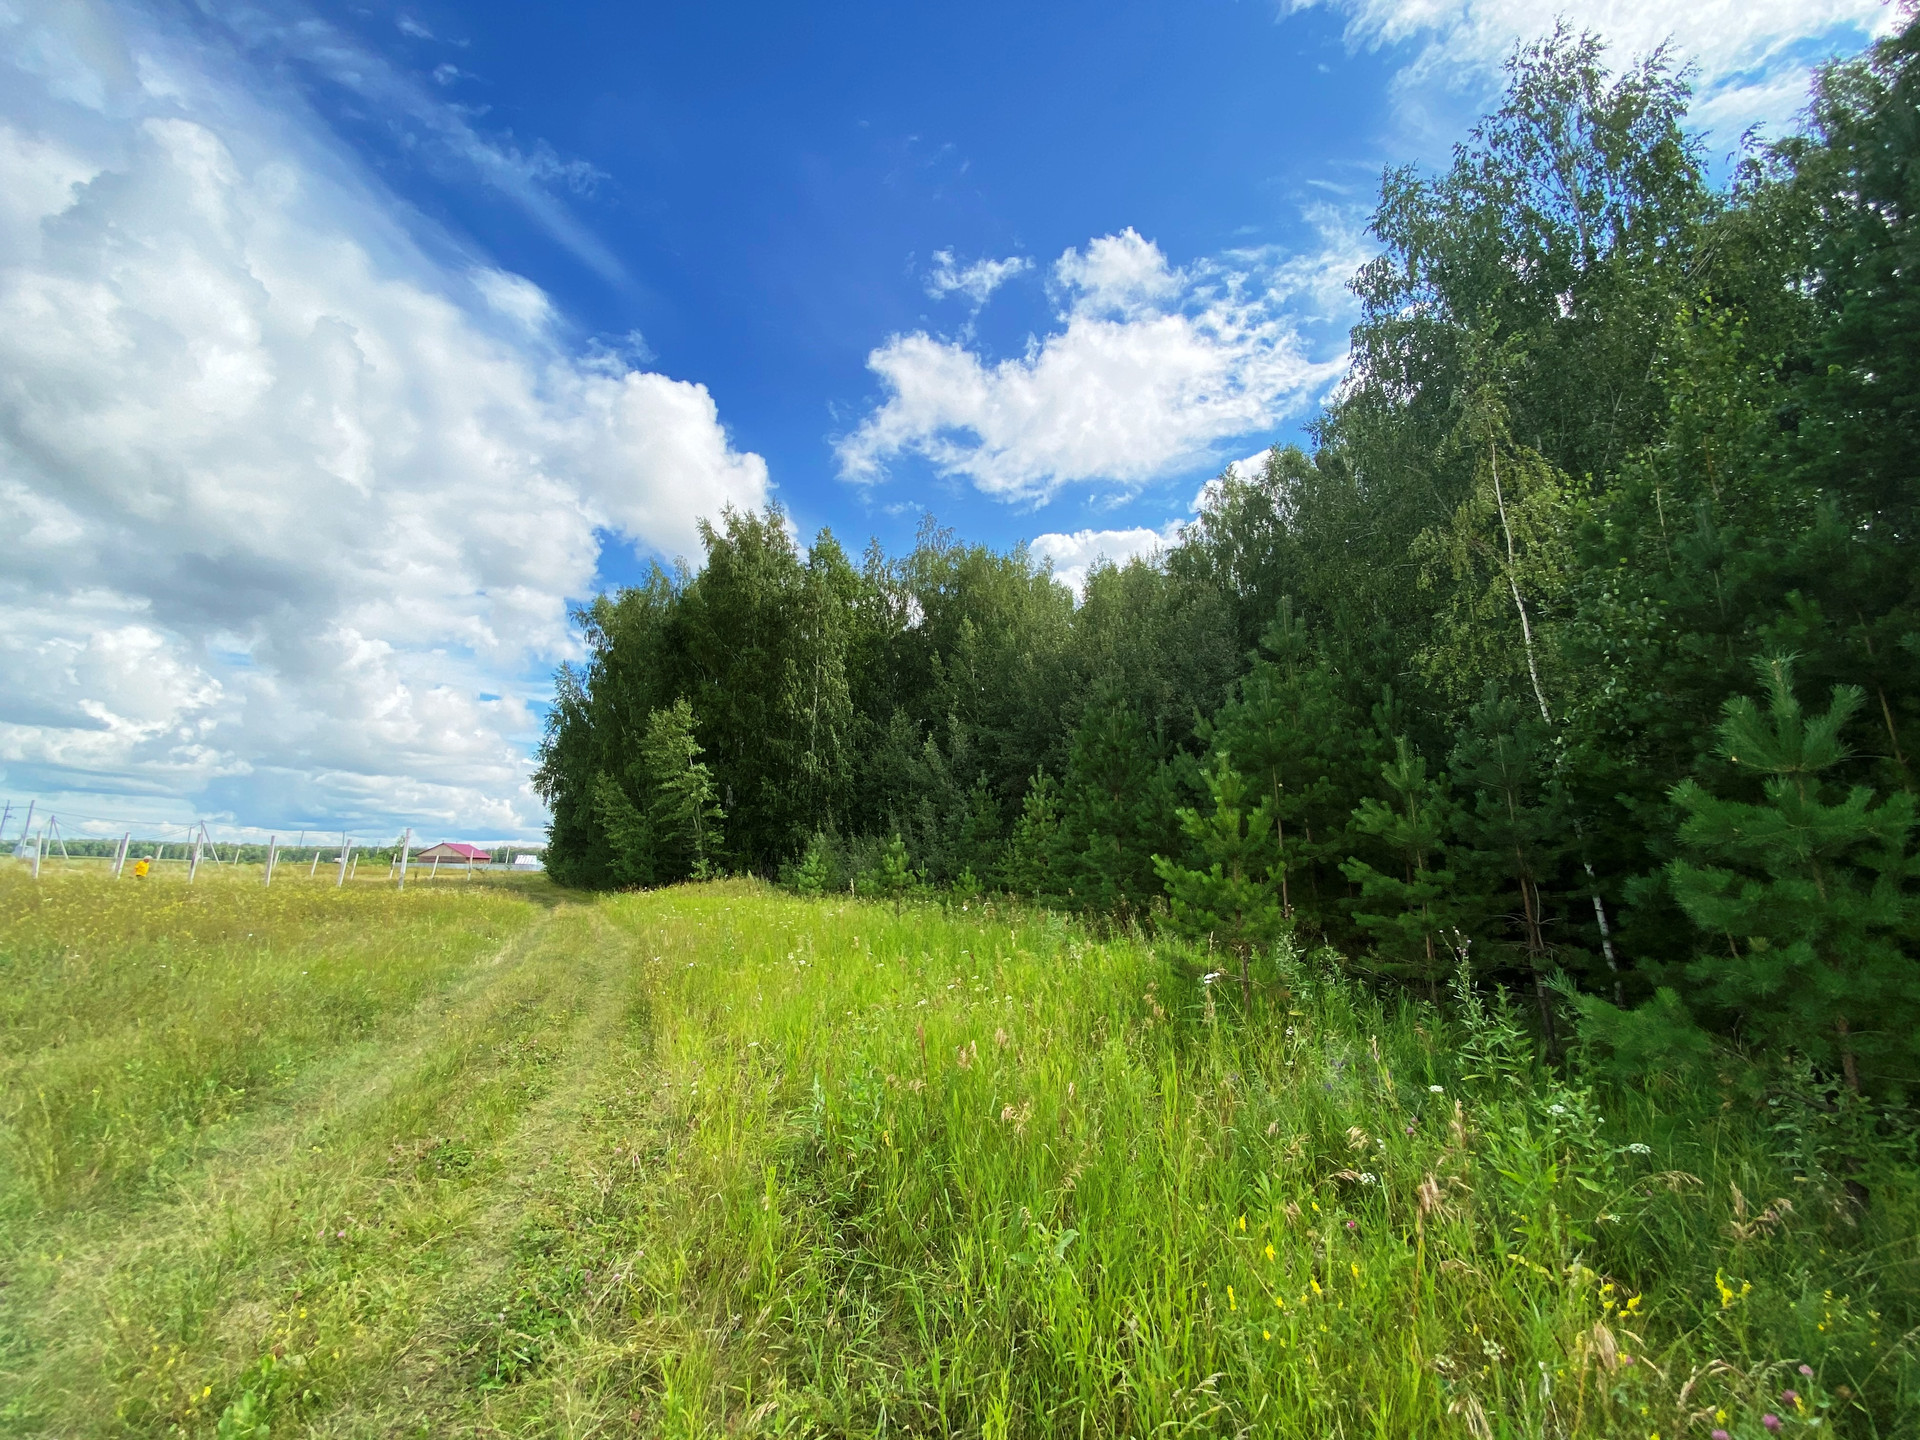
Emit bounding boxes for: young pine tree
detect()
[1450,688,1568,1050]
[1059,691,1175,916]
[641,699,726,881]
[1340,737,1466,990]
[1669,657,1920,1091]
[1207,599,1370,936]
[1153,754,1288,1009]
[872,832,920,915]
[1005,769,1064,898]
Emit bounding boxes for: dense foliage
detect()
[539,22,1920,1092]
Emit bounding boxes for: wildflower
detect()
[1345,1220,1357,1231]
[1238,1214,1247,1232]
[1712,1432,1730,1440]
[1628,1143,1652,1155]
[1350,1261,1360,1279]
[1762,1416,1782,1433]
[1227,1286,1236,1311]
[1798,1364,1813,1377]
[1264,1243,1276,1262]
[1263,1328,1272,1340]
[1781,1390,1799,1407]
[1357,1173,1379,1185]
[1429,1085,1444,1093]
[1549,1103,1567,1115]
[1714,1413,1727,1426]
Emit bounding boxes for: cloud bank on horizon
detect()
[0,0,766,841]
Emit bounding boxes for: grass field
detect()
[1,865,1916,1437]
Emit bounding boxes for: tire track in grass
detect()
[1,901,648,1437]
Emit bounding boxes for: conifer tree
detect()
[641,699,726,881]
[591,770,655,887]
[1450,688,1567,1049]
[1153,754,1287,1009]
[1005,769,1064,897]
[1668,657,1920,1090]
[872,832,919,914]
[1340,737,1466,988]
[1058,689,1174,916]
[1206,599,1370,935]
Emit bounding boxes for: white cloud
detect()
[1028,522,1186,599]
[839,228,1352,503]
[925,249,1030,306]
[0,0,768,840]
[1286,0,1894,138]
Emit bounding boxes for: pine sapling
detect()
[1669,656,1920,1091]
[1153,753,1288,1009]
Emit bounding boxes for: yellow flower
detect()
[1311,1202,1320,1213]
[1716,1411,1728,1424]
[1310,1278,1323,1297]
[1228,1286,1237,1311]
[1238,1214,1247,1232]
[1274,1294,1286,1308]
[1263,1328,1272,1340]
[1265,1243,1276,1262]
[1350,1261,1360,1279]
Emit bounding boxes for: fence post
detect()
[264,835,277,886]
[398,829,412,890]
[336,839,352,887]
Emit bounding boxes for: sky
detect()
[0,0,1895,845]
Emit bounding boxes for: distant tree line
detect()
[538,21,1920,1091]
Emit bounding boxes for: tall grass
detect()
[1,873,1914,1437]
[576,885,1920,1438]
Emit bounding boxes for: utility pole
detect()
[336,833,352,887]
[397,829,412,890]
[264,835,278,886]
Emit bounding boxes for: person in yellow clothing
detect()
[132,858,151,878]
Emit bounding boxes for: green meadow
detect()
[1,865,1915,1437]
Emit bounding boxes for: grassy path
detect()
[2,881,657,1434]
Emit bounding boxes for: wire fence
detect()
[0,799,545,885]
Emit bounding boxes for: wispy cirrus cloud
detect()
[838,226,1357,504]
[925,249,1031,307]
[186,0,626,281]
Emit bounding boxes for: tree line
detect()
[537,21,1920,1092]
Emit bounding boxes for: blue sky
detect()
[0,0,1889,842]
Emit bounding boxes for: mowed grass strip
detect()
[2,873,1915,1437]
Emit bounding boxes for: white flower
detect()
[1201,971,1224,985]
[1548,1103,1567,1115]
[1428,1085,1445,1094]
[1358,1172,1379,1185]
[1627,1142,1652,1155]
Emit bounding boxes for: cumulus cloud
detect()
[0,0,768,840]
[839,228,1351,503]
[925,249,1030,307]
[1286,0,1893,137]
[1028,523,1187,598]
